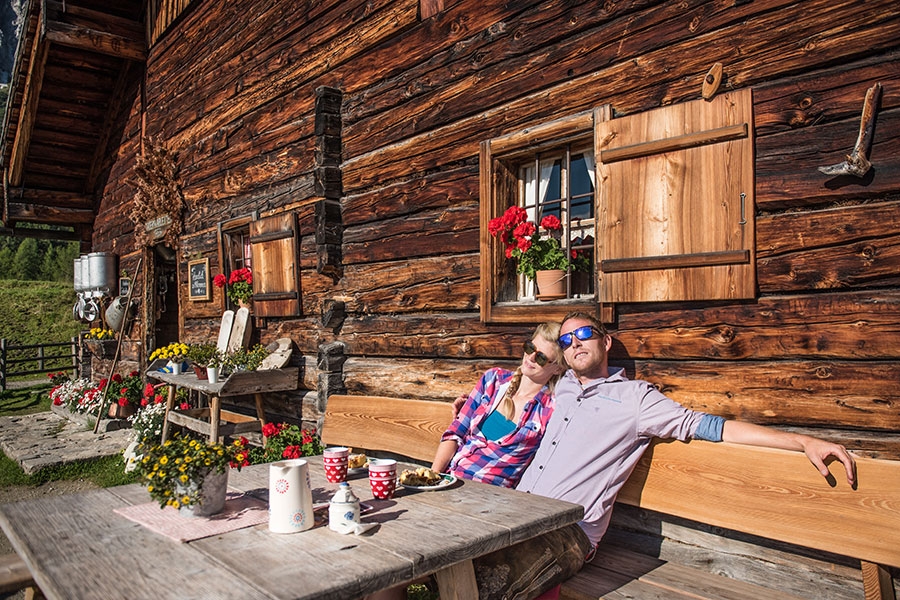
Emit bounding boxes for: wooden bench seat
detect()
[322,393,900,600]
[0,552,39,598]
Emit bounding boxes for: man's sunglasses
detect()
[557,326,604,350]
[523,340,550,367]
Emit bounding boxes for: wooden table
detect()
[147,366,299,443]
[0,456,584,600]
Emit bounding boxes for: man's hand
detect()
[801,437,857,487]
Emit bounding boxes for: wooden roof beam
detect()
[6,201,95,225]
[43,2,147,62]
[7,14,49,188]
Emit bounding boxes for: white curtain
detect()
[583,151,596,189]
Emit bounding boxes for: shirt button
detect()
[538,465,543,469]
[564,417,569,422]
[552,441,557,445]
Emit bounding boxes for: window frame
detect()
[217,211,257,311]
[479,110,606,324]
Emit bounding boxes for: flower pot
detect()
[108,402,136,420]
[192,364,208,380]
[535,269,567,300]
[206,366,219,384]
[167,360,183,375]
[175,469,229,518]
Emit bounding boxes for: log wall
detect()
[85,0,900,595]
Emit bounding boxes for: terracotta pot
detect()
[192,364,208,380]
[535,269,567,299]
[108,402,136,419]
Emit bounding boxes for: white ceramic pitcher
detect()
[268,458,314,534]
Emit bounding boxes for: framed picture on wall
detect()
[188,258,211,301]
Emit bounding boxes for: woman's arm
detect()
[431,439,459,473]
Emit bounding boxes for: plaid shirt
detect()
[442,368,555,488]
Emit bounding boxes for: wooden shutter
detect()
[249,212,301,317]
[595,88,755,303]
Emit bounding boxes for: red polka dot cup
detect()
[368,459,397,500]
[323,447,349,484]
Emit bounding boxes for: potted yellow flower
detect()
[149,342,190,374]
[83,327,117,358]
[135,433,247,517]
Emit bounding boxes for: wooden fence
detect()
[0,338,80,391]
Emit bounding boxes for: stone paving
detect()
[0,406,133,474]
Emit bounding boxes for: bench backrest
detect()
[618,439,900,594]
[321,394,453,462]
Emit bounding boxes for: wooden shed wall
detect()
[90,0,900,449]
[82,1,899,596]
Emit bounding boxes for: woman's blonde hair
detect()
[497,322,566,421]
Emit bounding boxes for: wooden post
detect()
[0,339,6,391]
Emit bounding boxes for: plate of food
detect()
[399,468,458,491]
[347,452,368,475]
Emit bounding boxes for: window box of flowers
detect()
[213,267,253,309]
[135,433,247,517]
[83,328,117,358]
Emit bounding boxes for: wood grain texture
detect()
[0,460,583,600]
[321,394,453,461]
[617,439,900,569]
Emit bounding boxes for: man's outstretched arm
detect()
[722,420,856,485]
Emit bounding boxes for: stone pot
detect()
[176,469,229,518]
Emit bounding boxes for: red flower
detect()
[53,397,62,406]
[111,373,123,383]
[213,273,227,288]
[118,397,128,407]
[154,394,164,404]
[262,422,283,438]
[540,215,562,230]
[141,398,149,407]
[144,383,156,397]
[179,402,190,410]
[98,378,108,389]
[282,445,302,459]
[129,370,139,377]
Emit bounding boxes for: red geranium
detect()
[488,206,571,281]
[213,267,253,305]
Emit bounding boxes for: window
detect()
[518,146,596,300]
[218,211,302,318]
[480,90,756,324]
[218,213,256,311]
[479,111,600,324]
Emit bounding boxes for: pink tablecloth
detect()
[114,492,268,543]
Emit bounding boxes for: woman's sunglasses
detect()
[523,340,550,366]
[557,326,604,350]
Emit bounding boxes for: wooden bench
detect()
[321,394,900,600]
[0,552,41,599]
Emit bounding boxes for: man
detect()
[467,311,856,600]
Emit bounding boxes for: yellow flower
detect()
[179,474,188,483]
[160,456,168,465]
[147,485,154,493]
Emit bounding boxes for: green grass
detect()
[0,383,52,416]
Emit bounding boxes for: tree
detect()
[13,238,42,280]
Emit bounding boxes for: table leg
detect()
[433,560,477,600]
[254,393,267,444]
[209,395,221,443]
[160,384,177,442]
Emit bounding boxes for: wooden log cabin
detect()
[1,0,897,597]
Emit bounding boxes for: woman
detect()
[431,321,566,488]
